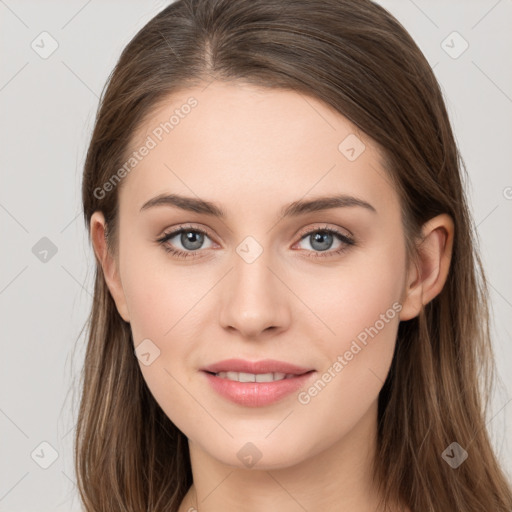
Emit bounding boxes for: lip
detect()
[200,358,316,407]
[201,358,314,375]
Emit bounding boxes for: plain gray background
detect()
[1,0,511,510]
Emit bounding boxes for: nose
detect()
[218,248,291,339]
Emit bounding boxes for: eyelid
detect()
[295,223,354,241]
[158,223,353,244]
[158,223,214,239]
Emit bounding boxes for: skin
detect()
[90,81,453,512]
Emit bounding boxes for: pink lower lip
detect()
[202,370,316,407]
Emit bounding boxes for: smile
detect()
[202,370,316,407]
[213,371,297,382]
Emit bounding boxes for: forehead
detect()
[119,81,398,219]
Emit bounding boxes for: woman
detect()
[76,0,512,510]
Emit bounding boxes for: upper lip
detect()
[201,358,314,375]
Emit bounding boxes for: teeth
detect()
[215,371,291,382]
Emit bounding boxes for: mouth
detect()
[204,370,311,382]
[200,359,316,407]
[201,358,314,376]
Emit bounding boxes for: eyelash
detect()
[156,224,356,260]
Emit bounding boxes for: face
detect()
[100,81,410,469]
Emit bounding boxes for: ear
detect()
[90,211,130,323]
[399,213,454,321]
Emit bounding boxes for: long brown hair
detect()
[77,0,512,510]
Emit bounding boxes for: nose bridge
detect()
[218,236,290,336]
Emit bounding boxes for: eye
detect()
[156,225,215,259]
[156,224,356,260]
[294,225,355,258]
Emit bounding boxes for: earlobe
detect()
[90,211,130,323]
[399,213,454,321]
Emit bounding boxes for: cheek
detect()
[119,246,204,432]
[119,243,207,386]
[295,234,405,407]
[301,233,405,352]
[120,242,193,342]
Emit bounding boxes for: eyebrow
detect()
[139,193,377,217]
